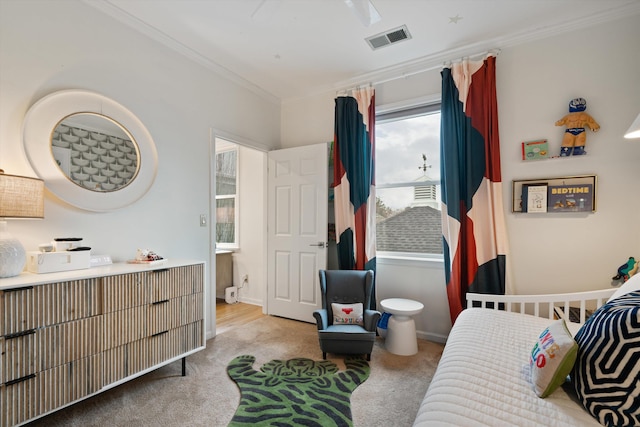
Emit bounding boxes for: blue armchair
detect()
[312,269,381,361]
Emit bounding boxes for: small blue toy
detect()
[612,256,638,284]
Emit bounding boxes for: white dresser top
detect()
[0,259,205,290]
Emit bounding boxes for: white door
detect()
[267,143,328,323]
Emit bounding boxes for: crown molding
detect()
[286,1,640,103]
[83,0,281,106]
[84,0,639,106]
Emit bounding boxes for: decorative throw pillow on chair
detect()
[331,302,364,326]
[529,319,578,398]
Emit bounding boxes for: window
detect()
[375,104,443,256]
[215,140,238,247]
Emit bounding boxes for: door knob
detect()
[309,242,326,248]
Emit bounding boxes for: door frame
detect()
[208,128,269,339]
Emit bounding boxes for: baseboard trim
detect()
[238,297,262,307]
[417,330,448,344]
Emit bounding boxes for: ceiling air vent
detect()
[365,25,412,50]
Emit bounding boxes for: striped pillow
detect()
[572,291,640,426]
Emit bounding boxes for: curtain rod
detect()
[442,48,501,69]
[336,83,373,97]
[337,48,501,92]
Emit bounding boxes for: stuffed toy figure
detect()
[612,256,639,284]
[555,97,600,156]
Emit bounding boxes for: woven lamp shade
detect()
[0,173,44,218]
[0,172,44,277]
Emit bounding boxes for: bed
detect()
[413,279,640,427]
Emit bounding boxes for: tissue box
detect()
[27,251,91,274]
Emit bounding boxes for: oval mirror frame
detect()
[23,90,158,212]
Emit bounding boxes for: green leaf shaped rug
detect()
[227,355,370,426]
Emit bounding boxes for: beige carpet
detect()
[26,316,443,427]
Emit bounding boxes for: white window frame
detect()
[215,140,239,249]
[375,97,444,262]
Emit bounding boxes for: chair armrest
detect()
[313,309,328,330]
[364,309,381,332]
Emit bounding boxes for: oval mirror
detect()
[23,90,157,211]
[52,113,139,192]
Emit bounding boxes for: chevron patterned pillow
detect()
[572,291,640,426]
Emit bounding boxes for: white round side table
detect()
[380,298,424,356]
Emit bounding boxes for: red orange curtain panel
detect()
[440,55,509,323]
[333,87,377,308]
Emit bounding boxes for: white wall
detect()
[281,14,640,341]
[499,18,640,296]
[0,0,281,340]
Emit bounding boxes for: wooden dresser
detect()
[0,260,205,427]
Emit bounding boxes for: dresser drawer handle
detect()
[151,330,169,337]
[152,299,169,305]
[5,373,36,386]
[5,329,36,340]
[151,269,169,273]
[3,286,34,293]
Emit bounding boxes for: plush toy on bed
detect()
[555,97,600,156]
[612,256,639,284]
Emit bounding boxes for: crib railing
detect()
[466,288,616,325]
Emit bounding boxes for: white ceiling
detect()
[87,0,640,102]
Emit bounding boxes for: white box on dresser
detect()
[25,250,90,274]
[0,259,206,427]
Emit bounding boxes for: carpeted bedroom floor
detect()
[25,315,444,427]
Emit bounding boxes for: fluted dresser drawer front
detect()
[102,338,149,385]
[1,279,101,384]
[0,353,103,427]
[1,287,36,337]
[0,260,205,427]
[102,306,147,350]
[3,318,104,385]
[148,321,203,367]
[1,371,38,427]
[36,279,100,327]
[101,273,146,313]
[1,329,37,384]
[37,316,104,372]
[146,264,204,303]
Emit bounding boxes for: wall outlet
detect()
[242,274,249,283]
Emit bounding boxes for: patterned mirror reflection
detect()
[51,113,139,192]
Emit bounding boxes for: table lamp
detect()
[0,170,44,278]
[624,113,640,139]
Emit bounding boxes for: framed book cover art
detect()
[548,183,594,212]
[521,139,549,161]
[512,175,597,213]
[521,184,548,213]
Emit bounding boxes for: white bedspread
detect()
[413,309,601,427]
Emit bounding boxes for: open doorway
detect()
[212,134,267,334]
